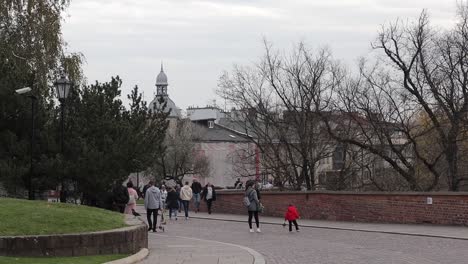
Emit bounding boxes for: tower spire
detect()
[160,61,164,72]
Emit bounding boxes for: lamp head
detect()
[15,87,32,95]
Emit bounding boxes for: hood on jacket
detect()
[148,186,159,192]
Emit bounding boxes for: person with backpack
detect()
[244,181,261,233]
[124,181,139,214]
[201,182,216,214]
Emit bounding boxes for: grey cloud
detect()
[62,0,458,110]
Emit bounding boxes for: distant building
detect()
[135,65,258,188]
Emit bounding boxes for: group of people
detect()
[116,178,300,234]
[120,179,217,232]
[243,180,300,233]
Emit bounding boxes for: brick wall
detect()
[199,190,468,226]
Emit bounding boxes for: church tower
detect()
[156,63,168,97]
[149,62,181,119]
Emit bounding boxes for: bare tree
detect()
[218,41,344,190]
[151,119,211,183]
[322,5,468,191]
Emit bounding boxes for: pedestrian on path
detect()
[201,182,216,214]
[160,185,168,209]
[180,181,193,219]
[125,181,139,214]
[245,181,261,233]
[112,181,129,213]
[166,187,179,220]
[144,181,163,232]
[284,204,300,232]
[191,178,203,212]
[176,184,182,213]
[142,181,151,198]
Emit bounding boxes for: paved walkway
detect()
[136,205,468,263]
[189,212,468,240]
[139,234,261,264]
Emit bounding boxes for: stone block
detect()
[86,246,99,256]
[99,246,114,255]
[52,247,73,257]
[72,246,87,256]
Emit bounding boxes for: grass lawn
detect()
[0,254,127,264]
[0,198,126,236]
[136,199,144,205]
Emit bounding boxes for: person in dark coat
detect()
[112,182,130,213]
[191,179,203,212]
[142,181,151,198]
[201,182,216,214]
[166,187,180,220]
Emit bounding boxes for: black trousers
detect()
[248,211,259,228]
[206,199,213,214]
[147,209,158,230]
[288,220,299,231]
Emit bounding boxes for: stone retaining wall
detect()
[0,215,148,257]
[199,190,468,226]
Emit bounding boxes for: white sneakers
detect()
[256,228,261,233]
[249,229,254,233]
[250,228,261,233]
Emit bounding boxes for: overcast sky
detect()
[62,0,458,112]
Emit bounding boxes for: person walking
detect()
[125,182,139,214]
[179,181,193,219]
[166,187,179,220]
[142,181,151,199]
[191,178,203,213]
[175,184,182,213]
[284,204,300,232]
[201,182,216,214]
[112,181,129,213]
[144,181,163,232]
[245,181,261,233]
[160,185,168,208]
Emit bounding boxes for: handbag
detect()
[258,202,265,213]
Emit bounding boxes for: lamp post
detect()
[15,87,36,200]
[54,75,72,203]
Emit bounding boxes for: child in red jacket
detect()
[284,204,300,232]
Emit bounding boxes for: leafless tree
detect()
[323,5,468,191]
[218,41,344,190]
[151,119,211,182]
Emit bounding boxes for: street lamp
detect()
[15,87,36,200]
[54,75,72,203]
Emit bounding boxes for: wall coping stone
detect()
[217,190,468,196]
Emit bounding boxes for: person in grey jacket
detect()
[144,181,163,232]
[245,181,261,233]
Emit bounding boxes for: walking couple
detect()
[192,179,217,214]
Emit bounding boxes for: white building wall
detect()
[194,142,253,188]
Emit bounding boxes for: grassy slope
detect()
[0,198,126,236]
[0,254,127,264]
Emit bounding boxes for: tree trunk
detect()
[303,158,311,190]
[446,139,459,191]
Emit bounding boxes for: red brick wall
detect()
[198,190,468,226]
